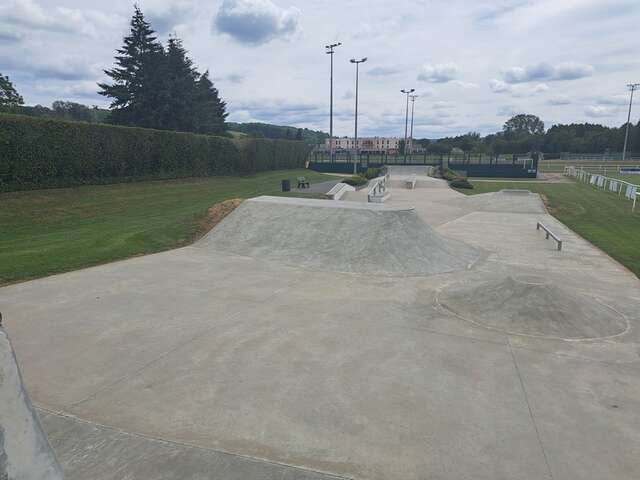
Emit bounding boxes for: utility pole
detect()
[350,57,367,174]
[401,88,415,163]
[409,94,418,156]
[622,83,640,162]
[326,43,341,162]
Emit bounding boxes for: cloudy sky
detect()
[1,0,639,138]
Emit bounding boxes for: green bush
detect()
[342,175,368,187]
[0,114,310,191]
[363,167,381,179]
[449,178,474,189]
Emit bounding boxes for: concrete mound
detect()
[438,275,628,339]
[0,322,63,480]
[199,196,480,275]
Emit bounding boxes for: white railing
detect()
[367,174,390,203]
[564,166,640,212]
[326,182,355,200]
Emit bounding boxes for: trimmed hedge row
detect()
[0,114,311,191]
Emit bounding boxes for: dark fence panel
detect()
[449,161,538,178]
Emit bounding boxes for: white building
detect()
[324,137,401,152]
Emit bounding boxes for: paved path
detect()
[1,182,639,479]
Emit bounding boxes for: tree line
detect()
[415,114,640,155]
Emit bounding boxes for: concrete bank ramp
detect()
[199,196,479,275]
[445,190,546,214]
[0,323,63,480]
[437,275,628,340]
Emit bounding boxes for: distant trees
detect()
[0,73,23,107]
[52,101,93,122]
[417,117,640,156]
[503,114,545,137]
[99,6,227,135]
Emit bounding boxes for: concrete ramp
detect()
[199,196,479,275]
[0,322,63,480]
[445,190,547,214]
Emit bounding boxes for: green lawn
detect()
[0,169,334,285]
[457,180,640,277]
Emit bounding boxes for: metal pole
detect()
[401,88,414,163]
[409,94,418,161]
[326,43,342,163]
[622,83,639,162]
[350,57,367,175]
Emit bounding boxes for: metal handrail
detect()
[536,222,563,251]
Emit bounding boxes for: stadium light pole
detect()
[326,42,342,162]
[622,83,640,162]
[350,57,367,174]
[409,94,418,155]
[401,88,415,163]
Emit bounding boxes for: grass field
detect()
[0,169,334,285]
[457,180,640,277]
[539,159,640,173]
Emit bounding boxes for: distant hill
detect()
[226,122,328,144]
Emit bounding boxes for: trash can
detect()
[281,179,290,192]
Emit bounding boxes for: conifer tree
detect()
[98,6,165,128]
[160,37,200,132]
[194,70,228,135]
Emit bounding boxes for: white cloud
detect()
[548,95,571,105]
[490,79,513,93]
[502,61,594,84]
[452,80,479,89]
[214,0,300,44]
[585,105,619,117]
[0,0,122,38]
[596,95,629,106]
[490,80,549,97]
[417,63,459,83]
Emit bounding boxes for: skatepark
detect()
[1,169,639,479]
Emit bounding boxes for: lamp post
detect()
[401,88,415,163]
[622,83,640,162]
[326,43,342,162]
[350,57,367,174]
[409,94,418,157]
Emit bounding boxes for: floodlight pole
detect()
[409,94,418,155]
[401,88,415,163]
[622,83,640,162]
[326,42,342,162]
[350,57,367,174]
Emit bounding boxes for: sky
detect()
[1,0,639,138]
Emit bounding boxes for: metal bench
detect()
[405,174,417,189]
[536,222,563,251]
[297,176,310,188]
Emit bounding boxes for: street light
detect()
[325,42,342,162]
[350,57,367,174]
[409,94,418,156]
[622,83,640,162]
[401,88,415,163]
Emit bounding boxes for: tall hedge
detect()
[0,114,310,191]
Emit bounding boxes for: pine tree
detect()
[0,73,24,107]
[160,37,200,132]
[98,6,165,128]
[193,70,228,135]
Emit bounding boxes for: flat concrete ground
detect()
[1,178,639,479]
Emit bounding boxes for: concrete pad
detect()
[68,311,550,480]
[1,180,639,479]
[511,348,640,480]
